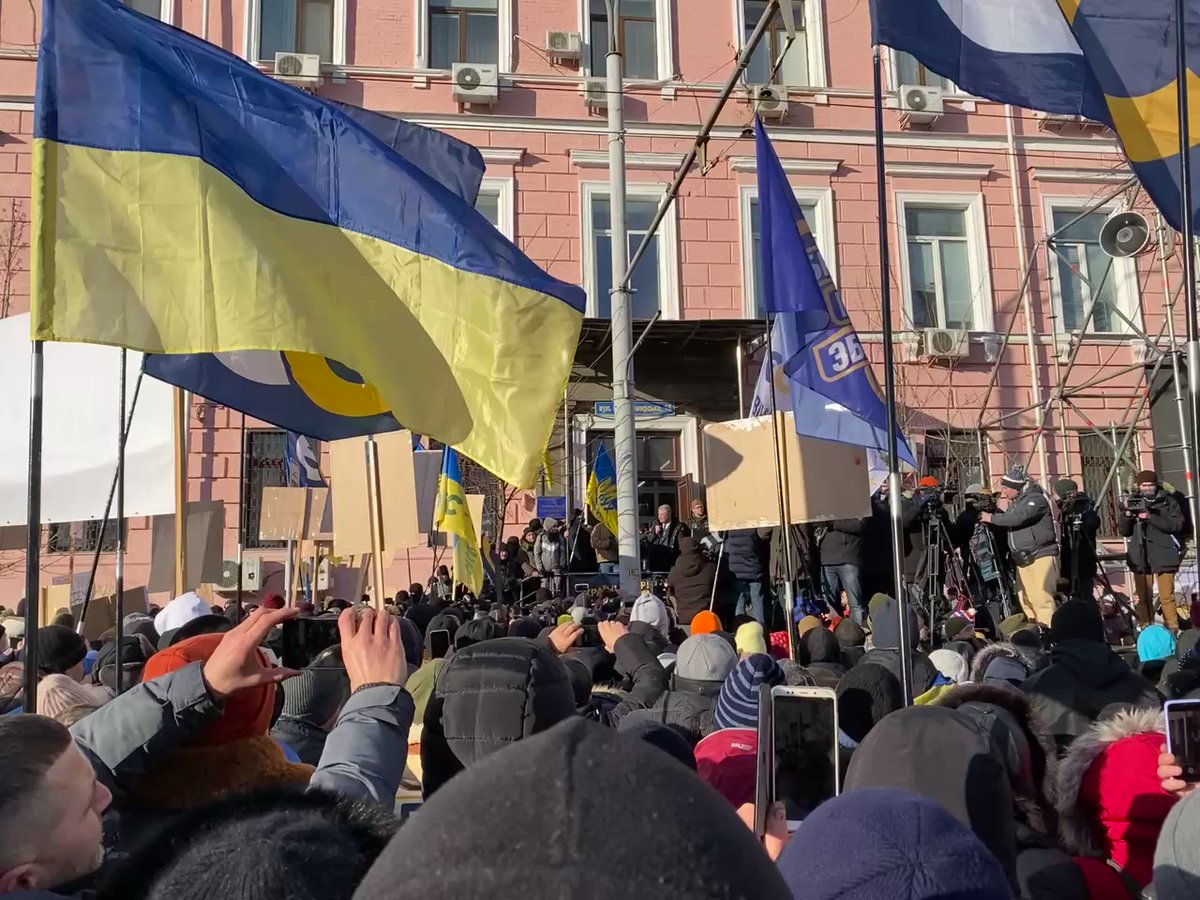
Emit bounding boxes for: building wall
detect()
[0,0,1180,603]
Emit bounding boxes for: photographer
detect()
[1117,469,1185,633]
[954,484,1011,600]
[1053,478,1100,603]
[979,468,1058,626]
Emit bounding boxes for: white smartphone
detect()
[770,685,840,829]
[1165,698,1200,783]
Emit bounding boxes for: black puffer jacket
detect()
[420,638,576,798]
[816,517,867,567]
[1117,486,1185,574]
[724,528,771,581]
[617,677,723,745]
[991,482,1057,564]
[666,538,717,625]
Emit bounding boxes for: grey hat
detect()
[281,646,351,725]
[1000,467,1027,490]
[674,634,738,683]
[1155,789,1200,899]
[543,517,560,530]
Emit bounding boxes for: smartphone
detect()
[754,681,774,839]
[428,628,452,661]
[771,685,839,827]
[280,616,341,669]
[1165,698,1200,782]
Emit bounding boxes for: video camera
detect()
[914,482,958,516]
[964,490,999,513]
[1124,493,1150,515]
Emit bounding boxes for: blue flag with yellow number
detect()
[435,448,483,594]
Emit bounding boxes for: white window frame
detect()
[894,191,993,332]
[1042,197,1139,336]
[125,0,173,23]
[475,175,515,240]
[571,413,701,511]
[578,0,675,82]
[888,48,962,95]
[414,0,513,72]
[244,0,348,65]
[581,181,680,320]
[738,184,836,318]
[731,0,827,89]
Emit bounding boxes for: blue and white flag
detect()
[285,432,326,488]
[869,0,1107,120]
[750,119,916,467]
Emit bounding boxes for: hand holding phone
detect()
[1164,699,1200,791]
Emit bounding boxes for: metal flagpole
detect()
[1175,0,1200,558]
[22,341,44,712]
[872,45,913,705]
[605,0,642,597]
[764,315,798,658]
[172,387,188,596]
[114,350,126,692]
[235,413,246,623]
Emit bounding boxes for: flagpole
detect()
[872,45,913,705]
[172,387,188,596]
[764,315,797,659]
[364,435,386,610]
[1175,0,1200,559]
[113,350,126,692]
[235,412,246,622]
[22,341,44,713]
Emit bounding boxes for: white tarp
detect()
[0,313,175,525]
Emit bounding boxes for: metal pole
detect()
[22,342,44,713]
[172,387,188,596]
[235,413,246,622]
[563,388,574,514]
[736,339,746,418]
[114,351,126,692]
[1158,215,1195,507]
[1177,0,1200,558]
[605,0,641,596]
[764,316,797,656]
[872,46,912,705]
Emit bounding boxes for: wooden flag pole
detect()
[364,436,386,610]
[173,387,187,596]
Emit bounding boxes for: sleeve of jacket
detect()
[607,634,668,724]
[1116,511,1134,538]
[830,517,867,535]
[1150,494,1186,535]
[990,494,1047,529]
[71,661,221,797]
[899,497,921,528]
[308,684,415,808]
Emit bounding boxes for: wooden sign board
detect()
[259,487,331,542]
[329,431,421,556]
[148,501,226,593]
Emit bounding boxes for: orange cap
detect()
[689,610,722,635]
[918,476,940,488]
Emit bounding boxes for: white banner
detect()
[0,314,175,525]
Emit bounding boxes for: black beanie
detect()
[280,646,351,725]
[397,618,423,669]
[833,617,866,649]
[354,719,790,900]
[453,616,501,651]
[836,663,903,743]
[507,617,542,639]
[1050,600,1105,644]
[98,787,397,900]
[92,634,155,693]
[168,614,234,647]
[34,625,87,676]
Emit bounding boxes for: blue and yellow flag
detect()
[586,442,618,536]
[435,448,483,594]
[32,0,585,487]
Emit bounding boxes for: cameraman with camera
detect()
[1117,469,1185,634]
[1053,478,1100,602]
[979,468,1058,625]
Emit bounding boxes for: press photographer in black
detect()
[1053,478,1100,603]
[953,484,1013,610]
[1117,469,1185,633]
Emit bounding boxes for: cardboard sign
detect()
[329,432,421,556]
[147,501,227,593]
[259,487,330,541]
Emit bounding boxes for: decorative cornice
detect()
[886,161,992,179]
[569,149,686,170]
[729,156,841,175]
[480,147,525,165]
[1032,167,1132,184]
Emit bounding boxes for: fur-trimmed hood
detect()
[969,642,1030,683]
[1056,707,1171,866]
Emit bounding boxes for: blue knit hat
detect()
[776,788,1010,900]
[713,653,784,729]
[1137,623,1177,663]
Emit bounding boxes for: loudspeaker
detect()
[1099,210,1151,258]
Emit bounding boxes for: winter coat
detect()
[1117,486,1186,574]
[816,517,868,567]
[724,528,771,581]
[862,492,921,582]
[643,519,688,571]
[1022,640,1162,750]
[270,716,329,767]
[617,675,724,745]
[584,632,669,728]
[567,520,597,572]
[859,595,937,694]
[533,531,569,575]
[991,482,1058,565]
[590,522,618,563]
[667,538,717,625]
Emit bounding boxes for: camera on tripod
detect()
[915,482,958,517]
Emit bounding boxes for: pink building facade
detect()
[0,0,1184,604]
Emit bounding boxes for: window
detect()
[742,189,831,318]
[257,0,335,62]
[474,177,514,239]
[46,520,124,554]
[582,184,679,320]
[923,429,988,514]
[589,432,680,476]
[242,429,288,550]
[1049,207,1130,333]
[896,194,992,332]
[894,51,956,91]
[589,0,657,79]
[124,0,168,20]
[743,1,811,86]
[429,0,499,68]
[1080,432,1137,537]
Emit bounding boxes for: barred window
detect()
[243,429,287,550]
[1079,432,1136,538]
[923,429,989,515]
[46,520,123,554]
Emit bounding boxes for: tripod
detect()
[913,510,969,632]
[968,522,1017,621]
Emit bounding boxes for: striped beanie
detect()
[714,653,785,730]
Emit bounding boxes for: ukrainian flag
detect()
[586,441,618,537]
[435,448,483,594]
[32,0,585,488]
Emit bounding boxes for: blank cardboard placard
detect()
[468,494,485,542]
[329,437,372,556]
[259,487,310,541]
[147,501,227,593]
[704,413,869,531]
[414,450,444,533]
[329,432,421,556]
[374,431,421,553]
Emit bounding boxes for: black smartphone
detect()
[771,686,840,827]
[754,681,773,839]
[1166,699,1200,782]
[428,628,452,660]
[280,616,341,669]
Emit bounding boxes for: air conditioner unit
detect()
[217,556,261,591]
[452,63,499,105]
[921,327,969,359]
[583,78,608,109]
[898,84,943,126]
[1131,340,1161,366]
[750,84,788,119]
[545,30,582,59]
[274,51,320,79]
[316,557,331,591]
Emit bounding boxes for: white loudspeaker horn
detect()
[1099,210,1151,258]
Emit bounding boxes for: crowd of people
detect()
[0,555,1199,899]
